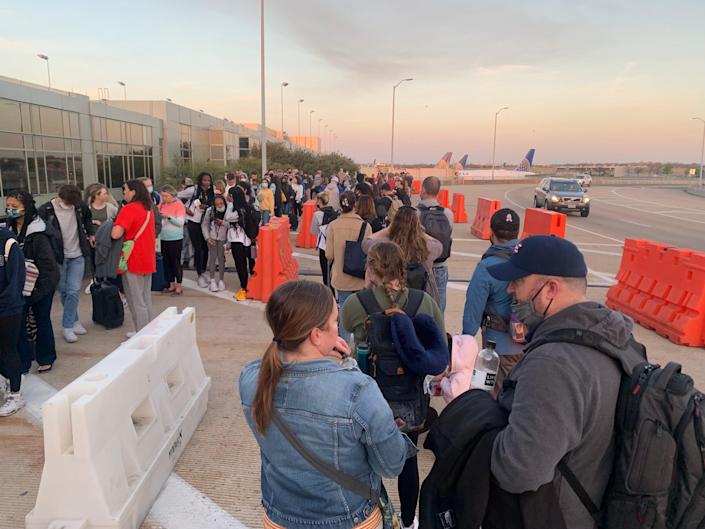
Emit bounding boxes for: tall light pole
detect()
[390,78,413,169]
[280,81,288,137]
[491,106,509,181]
[37,54,51,89]
[693,117,705,188]
[318,118,323,152]
[297,99,304,148]
[309,110,315,150]
[259,0,267,174]
[117,81,126,100]
[323,124,328,153]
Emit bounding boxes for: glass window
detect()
[66,156,75,185]
[0,100,22,132]
[20,103,31,133]
[62,111,71,138]
[31,106,41,133]
[71,140,81,152]
[129,123,141,144]
[69,113,80,138]
[43,137,65,151]
[74,156,82,185]
[144,127,152,145]
[0,132,23,149]
[40,107,63,136]
[109,155,126,189]
[46,154,68,192]
[146,156,153,180]
[133,156,146,179]
[107,119,122,142]
[27,155,39,194]
[210,145,223,160]
[96,154,106,185]
[0,150,29,195]
[36,154,48,194]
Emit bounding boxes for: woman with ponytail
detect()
[340,241,445,529]
[240,280,413,529]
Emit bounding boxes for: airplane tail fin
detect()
[516,149,535,171]
[454,154,469,171]
[438,151,453,168]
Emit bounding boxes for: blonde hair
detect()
[366,241,407,305]
[316,192,330,206]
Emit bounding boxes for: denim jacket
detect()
[240,358,415,529]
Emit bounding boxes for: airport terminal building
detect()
[0,76,295,206]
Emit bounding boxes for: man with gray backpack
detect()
[482,235,705,529]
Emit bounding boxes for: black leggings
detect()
[0,314,23,393]
[162,239,183,284]
[231,243,249,290]
[187,221,209,275]
[398,431,420,527]
[319,249,335,295]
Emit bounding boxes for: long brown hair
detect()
[366,241,407,305]
[388,206,429,263]
[355,194,376,220]
[252,280,335,434]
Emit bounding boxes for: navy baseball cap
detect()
[487,235,588,281]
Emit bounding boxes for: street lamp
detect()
[280,81,288,138]
[297,99,304,148]
[309,110,315,150]
[323,123,328,153]
[491,106,509,181]
[693,117,705,188]
[318,118,323,152]
[36,54,51,89]
[390,78,413,168]
[117,81,126,100]
[259,0,267,174]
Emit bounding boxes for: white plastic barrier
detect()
[26,307,211,529]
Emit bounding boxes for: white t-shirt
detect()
[187,198,204,224]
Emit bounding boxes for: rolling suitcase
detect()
[91,279,124,329]
[151,254,168,291]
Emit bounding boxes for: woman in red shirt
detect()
[111,180,156,335]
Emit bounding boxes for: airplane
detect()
[457,148,537,180]
[437,152,453,168]
[454,154,469,171]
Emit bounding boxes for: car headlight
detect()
[550,195,560,202]
[582,197,590,203]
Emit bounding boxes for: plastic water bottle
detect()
[471,340,500,392]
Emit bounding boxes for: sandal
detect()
[37,364,53,374]
[162,288,176,294]
[171,288,183,296]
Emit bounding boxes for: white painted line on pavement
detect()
[292,251,319,261]
[623,220,651,228]
[21,345,252,529]
[580,249,623,257]
[589,269,617,285]
[609,188,704,213]
[150,474,250,529]
[451,251,484,259]
[452,238,487,243]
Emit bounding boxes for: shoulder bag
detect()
[117,210,151,275]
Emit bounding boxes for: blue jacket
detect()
[462,239,523,356]
[0,227,26,318]
[240,357,415,529]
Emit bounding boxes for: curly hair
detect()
[388,206,429,264]
[366,241,407,305]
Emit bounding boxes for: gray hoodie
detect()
[491,301,646,529]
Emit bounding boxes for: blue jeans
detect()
[59,255,85,329]
[432,265,448,313]
[337,290,356,344]
[261,211,271,225]
[18,291,57,372]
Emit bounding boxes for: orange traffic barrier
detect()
[521,208,566,239]
[248,217,299,303]
[295,200,318,249]
[451,193,468,223]
[470,197,501,240]
[437,189,450,208]
[411,180,421,195]
[607,239,705,347]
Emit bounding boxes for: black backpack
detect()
[418,205,452,263]
[526,328,705,529]
[358,288,429,432]
[320,206,338,226]
[90,279,124,329]
[406,260,428,291]
[242,205,261,240]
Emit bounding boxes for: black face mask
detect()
[510,281,554,342]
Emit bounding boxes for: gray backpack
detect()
[526,328,705,529]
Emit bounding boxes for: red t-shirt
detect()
[115,202,156,275]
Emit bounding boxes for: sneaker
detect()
[125,331,136,339]
[208,279,218,292]
[62,328,78,343]
[0,393,25,417]
[401,518,418,529]
[217,280,225,291]
[234,288,247,301]
[0,377,8,397]
[197,274,208,288]
[73,322,87,335]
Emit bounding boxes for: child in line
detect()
[201,195,228,292]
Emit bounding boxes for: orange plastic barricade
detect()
[607,239,705,347]
[470,197,501,240]
[248,218,299,302]
[451,193,468,223]
[295,200,318,249]
[521,208,566,239]
[411,180,421,195]
[437,189,450,209]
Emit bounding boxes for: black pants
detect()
[248,244,256,274]
[398,431,420,527]
[187,221,209,275]
[18,291,56,373]
[319,249,335,295]
[231,243,249,290]
[161,239,184,284]
[0,314,23,392]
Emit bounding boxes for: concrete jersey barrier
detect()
[26,306,211,529]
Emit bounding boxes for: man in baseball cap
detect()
[484,235,645,528]
[462,208,524,395]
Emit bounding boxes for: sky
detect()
[1,0,705,165]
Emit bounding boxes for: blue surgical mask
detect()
[510,281,553,342]
[5,207,24,219]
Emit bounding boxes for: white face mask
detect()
[57,200,73,210]
[147,186,154,194]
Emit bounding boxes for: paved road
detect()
[1,183,703,529]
